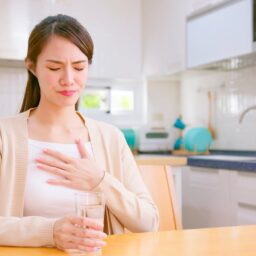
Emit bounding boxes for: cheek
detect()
[37,70,57,84]
[37,72,58,93]
[77,71,88,88]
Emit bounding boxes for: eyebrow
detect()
[46,60,87,64]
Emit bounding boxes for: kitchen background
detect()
[0,0,255,151]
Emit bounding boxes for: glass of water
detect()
[66,192,105,256]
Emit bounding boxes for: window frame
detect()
[78,78,147,126]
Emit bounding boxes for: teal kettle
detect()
[183,127,212,153]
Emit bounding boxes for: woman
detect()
[0,14,159,251]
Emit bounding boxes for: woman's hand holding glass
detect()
[53,215,106,252]
[35,139,105,191]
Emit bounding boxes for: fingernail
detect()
[99,241,106,246]
[98,232,107,239]
[43,148,48,153]
[101,233,107,238]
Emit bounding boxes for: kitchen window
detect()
[78,79,146,126]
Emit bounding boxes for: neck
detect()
[30,101,84,128]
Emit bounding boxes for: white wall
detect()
[141,0,186,75]
[146,78,180,146]
[42,0,142,78]
[180,67,256,150]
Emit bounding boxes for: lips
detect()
[58,90,77,96]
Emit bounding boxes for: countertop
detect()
[135,154,187,166]
[135,150,256,172]
[134,150,256,171]
[188,154,256,172]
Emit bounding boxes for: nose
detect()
[60,67,74,86]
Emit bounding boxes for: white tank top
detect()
[24,139,93,218]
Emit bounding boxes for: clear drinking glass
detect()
[66,192,105,256]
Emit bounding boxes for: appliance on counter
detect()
[121,128,136,151]
[138,128,173,153]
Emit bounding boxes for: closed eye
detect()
[74,67,85,71]
[48,67,60,71]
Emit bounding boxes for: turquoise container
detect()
[184,127,212,153]
[121,128,136,150]
[174,137,183,150]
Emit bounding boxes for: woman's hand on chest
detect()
[35,139,105,191]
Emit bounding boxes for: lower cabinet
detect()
[182,167,256,228]
[230,171,256,225]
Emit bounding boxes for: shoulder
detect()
[0,112,27,129]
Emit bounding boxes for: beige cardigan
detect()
[0,109,159,247]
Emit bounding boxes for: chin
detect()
[56,101,78,108]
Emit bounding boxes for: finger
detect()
[36,156,68,170]
[37,163,71,179]
[74,227,107,239]
[59,217,106,239]
[61,234,106,249]
[43,148,73,163]
[47,179,72,186]
[77,245,101,252]
[80,237,106,248]
[64,241,100,253]
[68,216,104,231]
[75,138,90,159]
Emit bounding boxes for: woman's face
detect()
[32,35,89,108]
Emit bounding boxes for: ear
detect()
[25,58,36,76]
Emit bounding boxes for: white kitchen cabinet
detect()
[186,0,228,15]
[183,166,256,228]
[230,171,256,225]
[142,0,186,76]
[182,166,232,228]
[186,0,213,14]
[187,0,252,68]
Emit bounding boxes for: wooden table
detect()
[1,225,256,255]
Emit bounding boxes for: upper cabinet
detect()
[186,0,253,68]
[0,0,142,79]
[142,0,187,76]
[186,0,227,15]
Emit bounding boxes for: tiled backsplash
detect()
[0,67,27,117]
[181,66,256,150]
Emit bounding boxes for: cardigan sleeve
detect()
[97,131,159,232]
[0,125,56,247]
[0,216,56,247]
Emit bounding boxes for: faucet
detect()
[239,105,256,123]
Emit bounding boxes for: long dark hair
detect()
[20,14,94,112]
